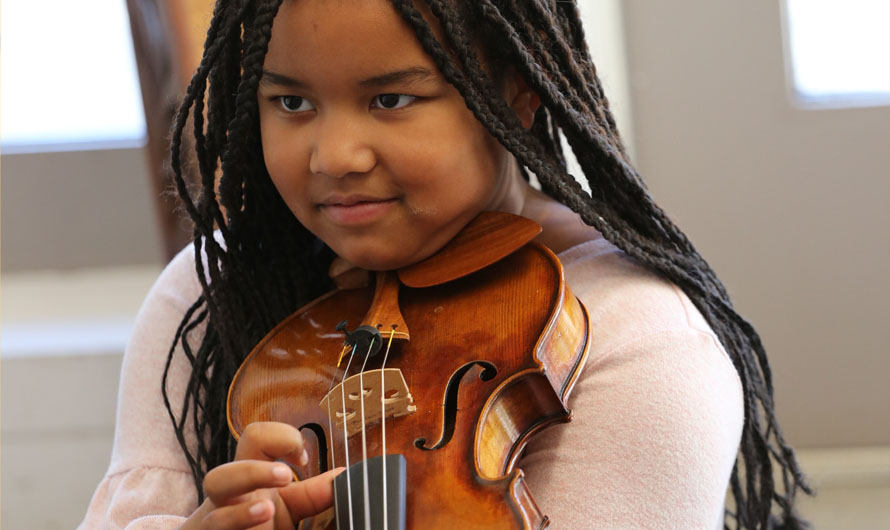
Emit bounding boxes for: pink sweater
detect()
[79,237,743,529]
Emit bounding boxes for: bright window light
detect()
[0,0,147,152]
[783,0,890,106]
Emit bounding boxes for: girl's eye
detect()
[279,96,314,112]
[373,94,416,110]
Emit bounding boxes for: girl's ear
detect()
[505,71,541,129]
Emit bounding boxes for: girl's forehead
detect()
[266,0,438,77]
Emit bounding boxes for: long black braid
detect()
[163,1,812,528]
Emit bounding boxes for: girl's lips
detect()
[319,198,397,225]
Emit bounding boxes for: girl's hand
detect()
[180,422,341,530]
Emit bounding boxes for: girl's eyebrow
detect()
[358,67,436,88]
[260,67,437,89]
[261,70,306,88]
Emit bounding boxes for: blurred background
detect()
[1,0,888,528]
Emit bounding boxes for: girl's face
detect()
[258,0,532,271]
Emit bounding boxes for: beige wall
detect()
[1,147,163,270]
[620,0,890,447]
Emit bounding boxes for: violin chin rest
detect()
[397,211,542,288]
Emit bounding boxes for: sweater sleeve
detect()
[81,237,743,529]
[79,245,205,530]
[519,240,744,529]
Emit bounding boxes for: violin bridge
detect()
[319,368,416,438]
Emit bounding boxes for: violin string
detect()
[325,394,338,523]
[339,347,359,530]
[379,327,397,530]
[357,338,375,530]
[324,344,348,524]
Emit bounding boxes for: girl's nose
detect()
[308,116,376,178]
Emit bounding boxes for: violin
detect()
[227,211,591,529]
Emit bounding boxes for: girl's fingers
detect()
[235,421,309,467]
[204,460,294,503]
[279,468,345,522]
[200,498,275,530]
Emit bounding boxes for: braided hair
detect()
[163,1,812,528]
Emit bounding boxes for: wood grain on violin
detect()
[228,212,592,529]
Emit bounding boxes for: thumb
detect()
[278,467,345,522]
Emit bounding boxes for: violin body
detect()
[228,213,591,529]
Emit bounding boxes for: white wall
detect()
[2,266,160,529]
[1,146,163,271]
[579,0,636,159]
[2,354,123,529]
[620,0,890,448]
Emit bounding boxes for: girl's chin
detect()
[333,244,434,272]
[343,253,419,273]
[321,221,468,272]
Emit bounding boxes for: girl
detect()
[81,0,810,528]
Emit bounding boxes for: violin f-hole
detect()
[300,423,329,476]
[414,360,497,451]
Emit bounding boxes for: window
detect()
[782,0,890,107]
[0,0,146,152]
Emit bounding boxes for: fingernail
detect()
[249,501,267,516]
[299,449,309,467]
[273,464,292,482]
